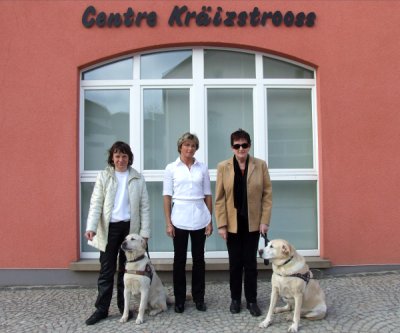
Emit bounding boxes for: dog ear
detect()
[282,243,292,256]
[282,242,295,256]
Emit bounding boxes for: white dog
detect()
[120,234,173,324]
[259,239,327,332]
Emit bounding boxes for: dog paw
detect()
[119,316,128,323]
[135,317,144,325]
[259,319,271,328]
[149,309,162,316]
[288,323,298,332]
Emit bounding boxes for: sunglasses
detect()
[232,143,250,150]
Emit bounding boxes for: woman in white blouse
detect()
[163,132,213,314]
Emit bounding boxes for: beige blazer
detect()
[215,156,272,233]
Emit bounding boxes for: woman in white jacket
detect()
[84,141,150,325]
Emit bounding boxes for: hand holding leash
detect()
[260,233,270,266]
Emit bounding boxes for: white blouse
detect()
[163,157,212,230]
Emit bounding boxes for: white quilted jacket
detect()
[86,166,151,252]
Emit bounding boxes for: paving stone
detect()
[0,270,399,333]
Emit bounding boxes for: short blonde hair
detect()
[177,132,199,153]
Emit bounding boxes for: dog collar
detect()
[127,254,145,263]
[282,256,294,266]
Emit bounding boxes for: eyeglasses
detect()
[232,143,250,150]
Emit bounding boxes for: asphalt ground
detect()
[1,270,399,333]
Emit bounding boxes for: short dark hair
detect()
[177,132,199,153]
[230,128,251,146]
[107,141,133,167]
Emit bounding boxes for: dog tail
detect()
[166,294,193,305]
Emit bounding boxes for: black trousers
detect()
[227,227,260,303]
[95,221,130,314]
[173,226,206,305]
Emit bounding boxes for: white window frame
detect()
[79,47,318,259]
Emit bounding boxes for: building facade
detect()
[1,0,399,285]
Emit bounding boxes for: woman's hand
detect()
[84,230,96,241]
[166,223,175,238]
[218,226,227,241]
[205,222,213,237]
[259,223,269,235]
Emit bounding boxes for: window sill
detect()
[69,257,331,272]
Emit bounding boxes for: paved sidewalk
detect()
[1,270,399,333]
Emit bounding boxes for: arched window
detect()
[80,48,318,258]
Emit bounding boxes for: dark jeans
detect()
[173,226,206,304]
[95,221,130,314]
[227,229,260,303]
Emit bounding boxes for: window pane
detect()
[144,89,190,170]
[204,50,255,78]
[84,90,130,170]
[263,57,314,79]
[81,182,96,252]
[207,88,253,168]
[147,182,172,252]
[267,89,313,168]
[141,50,192,79]
[206,181,227,251]
[82,58,133,80]
[269,181,318,250]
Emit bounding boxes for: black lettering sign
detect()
[82,6,157,28]
[82,5,316,29]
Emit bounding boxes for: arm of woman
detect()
[260,161,273,233]
[85,171,105,239]
[139,176,151,240]
[204,194,213,236]
[163,165,175,237]
[215,163,228,240]
[163,195,175,237]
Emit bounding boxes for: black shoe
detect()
[195,302,207,311]
[246,302,261,317]
[230,299,241,314]
[175,303,185,313]
[85,310,108,325]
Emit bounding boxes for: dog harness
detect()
[277,256,312,284]
[125,255,153,283]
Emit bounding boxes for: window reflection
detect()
[267,89,313,168]
[82,58,133,80]
[205,50,255,78]
[207,88,254,168]
[143,89,190,169]
[84,90,130,170]
[263,57,314,79]
[141,50,192,79]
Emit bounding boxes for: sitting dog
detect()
[120,233,173,324]
[258,239,327,332]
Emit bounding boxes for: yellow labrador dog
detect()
[120,234,173,325]
[258,239,327,332]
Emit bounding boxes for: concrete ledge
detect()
[69,256,331,272]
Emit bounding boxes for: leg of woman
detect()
[116,222,131,313]
[227,232,244,302]
[173,226,189,306]
[190,228,206,304]
[95,222,127,314]
[243,231,260,304]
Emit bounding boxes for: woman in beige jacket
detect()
[215,129,272,317]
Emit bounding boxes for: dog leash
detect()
[261,233,270,266]
[146,243,151,259]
